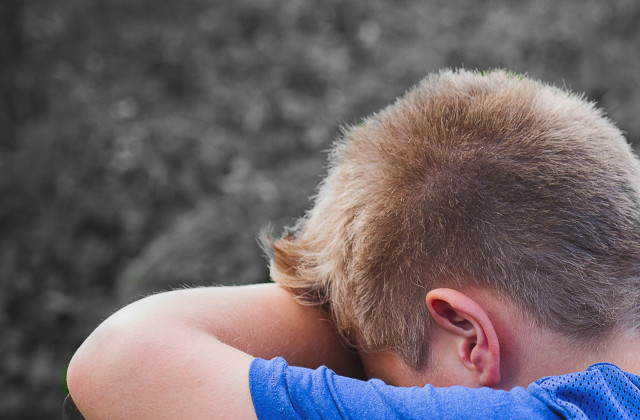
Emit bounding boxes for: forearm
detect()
[66,283,362,419]
[182,283,361,371]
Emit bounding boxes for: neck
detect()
[462,287,640,388]
[505,327,640,388]
[594,331,640,375]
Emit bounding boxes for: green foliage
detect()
[3,0,640,417]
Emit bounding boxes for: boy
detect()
[67,69,640,419]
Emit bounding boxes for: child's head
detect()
[265,69,640,371]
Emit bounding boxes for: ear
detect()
[425,288,501,387]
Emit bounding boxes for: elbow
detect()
[66,295,167,417]
[66,315,134,418]
[66,344,94,416]
[66,329,107,418]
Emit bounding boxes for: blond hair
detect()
[264,69,640,369]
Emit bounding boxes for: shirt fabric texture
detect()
[249,357,640,419]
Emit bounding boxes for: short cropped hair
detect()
[264,69,640,369]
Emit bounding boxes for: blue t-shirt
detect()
[249,357,640,419]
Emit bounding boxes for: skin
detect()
[67,284,363,419]
[362,287,640,389]
[67,283,640,419]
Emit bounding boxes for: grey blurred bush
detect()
[1,0,639,417]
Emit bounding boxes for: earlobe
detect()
[426,288,501,387]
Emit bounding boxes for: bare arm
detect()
[66,283,363,419]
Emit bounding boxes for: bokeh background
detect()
[2,0,639,417]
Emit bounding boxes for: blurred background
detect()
[1,0,639,417]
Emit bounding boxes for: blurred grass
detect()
[2,0,639,417]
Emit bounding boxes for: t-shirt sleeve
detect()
[248,357,560,420]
